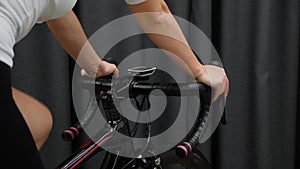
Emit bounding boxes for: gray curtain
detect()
[11,0,299,169]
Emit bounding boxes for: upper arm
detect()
[38,0,77,23]
[126,0,170,14]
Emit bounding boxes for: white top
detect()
[0,0,77,67]
[38,0,78,23]
[125,0,146,5]
[0,0,146,67]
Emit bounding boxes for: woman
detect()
[0,0,228,168]
[0,0,116,168]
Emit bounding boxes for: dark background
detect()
[11,0,299,169]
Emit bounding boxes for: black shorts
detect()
[0,61,45,169]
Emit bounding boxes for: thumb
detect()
[81,69,88,76]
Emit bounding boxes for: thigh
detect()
[12,87,53,150]
[0,61,45,169]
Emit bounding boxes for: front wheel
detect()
[159,149,213,169]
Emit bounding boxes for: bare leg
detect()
[12,87,53,150]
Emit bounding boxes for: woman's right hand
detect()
[196,65,229,101]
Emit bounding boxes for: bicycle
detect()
[55,66,217,169]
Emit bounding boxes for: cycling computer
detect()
[127,66,157,77]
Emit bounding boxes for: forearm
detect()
[128,0,205,78]
[46,11,101,75]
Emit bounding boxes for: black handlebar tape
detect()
[79,96,99,128]
[61,122,81,142]
[80,76,112,91]
[61,96,98,141]
[176,84,211,158]
[81,76,207,96]
[129,82,205,97]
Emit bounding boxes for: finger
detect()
[113,68,119,78]
[212,88,222,102]
[212,93,219,102]
[81,69,88,76]
[213,81,227,101]
[213,92,221,101]
[225,77,229,97]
